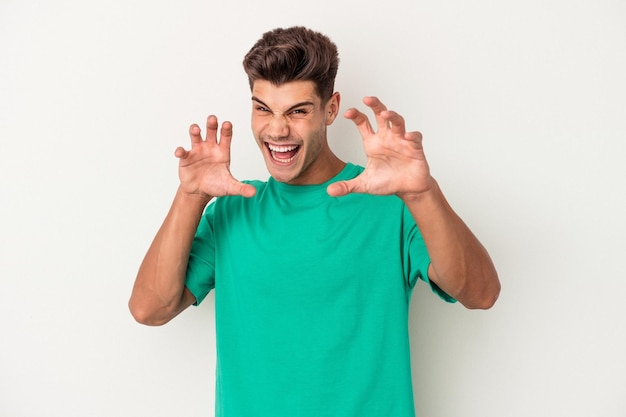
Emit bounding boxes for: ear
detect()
[325,92,341,125]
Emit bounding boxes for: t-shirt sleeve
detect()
[403,206,457,303]
[185,203,217,306]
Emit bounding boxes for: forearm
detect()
[401,178,500,309]
[129,187,212,325]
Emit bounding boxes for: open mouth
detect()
[265,142,301,164]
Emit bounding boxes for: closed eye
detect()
[288,106,314,119]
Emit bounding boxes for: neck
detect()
[288,150,346,185]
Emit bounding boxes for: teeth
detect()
[268,144,298,152]
[274,155,296,163]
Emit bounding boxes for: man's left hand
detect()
[327,96,433,198]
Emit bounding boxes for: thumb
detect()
[327,179,360,197]
[223,178,257,198]
[234,182,257,198]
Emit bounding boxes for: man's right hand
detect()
[175,115,257,200]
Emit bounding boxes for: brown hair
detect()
[242,26,339,103]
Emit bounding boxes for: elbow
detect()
[128,298,171,326]
[465,287,499,310]
[463,273,501,310]
[128,286,193,326]
[452,266,500,310]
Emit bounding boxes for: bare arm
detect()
[327,97,500,309]
[129,189,209,326]
[129,116,256,325]
[401,179,499,309]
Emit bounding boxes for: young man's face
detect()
[250,80,340,185]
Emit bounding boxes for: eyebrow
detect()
[251,96,315,112]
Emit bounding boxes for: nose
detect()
[265,112,290,139]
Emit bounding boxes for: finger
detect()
[237,182,257,198]
[326,178,363,197]
[219,121,233,147]
[362,96,391,131]
[382,110,407,137]
[344,108,375,137]
[174,146,188,159]
[362,96,388,113]
[404,130,423,143]
[224,178,257,198]
[205,115,219,142]
[189,124,203,144]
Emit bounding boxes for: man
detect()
[129,26,500,417]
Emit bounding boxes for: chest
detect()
[212,195,406,302]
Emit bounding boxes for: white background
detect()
[1,0,625,416]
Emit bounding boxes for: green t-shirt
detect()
[185,163,455,417]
